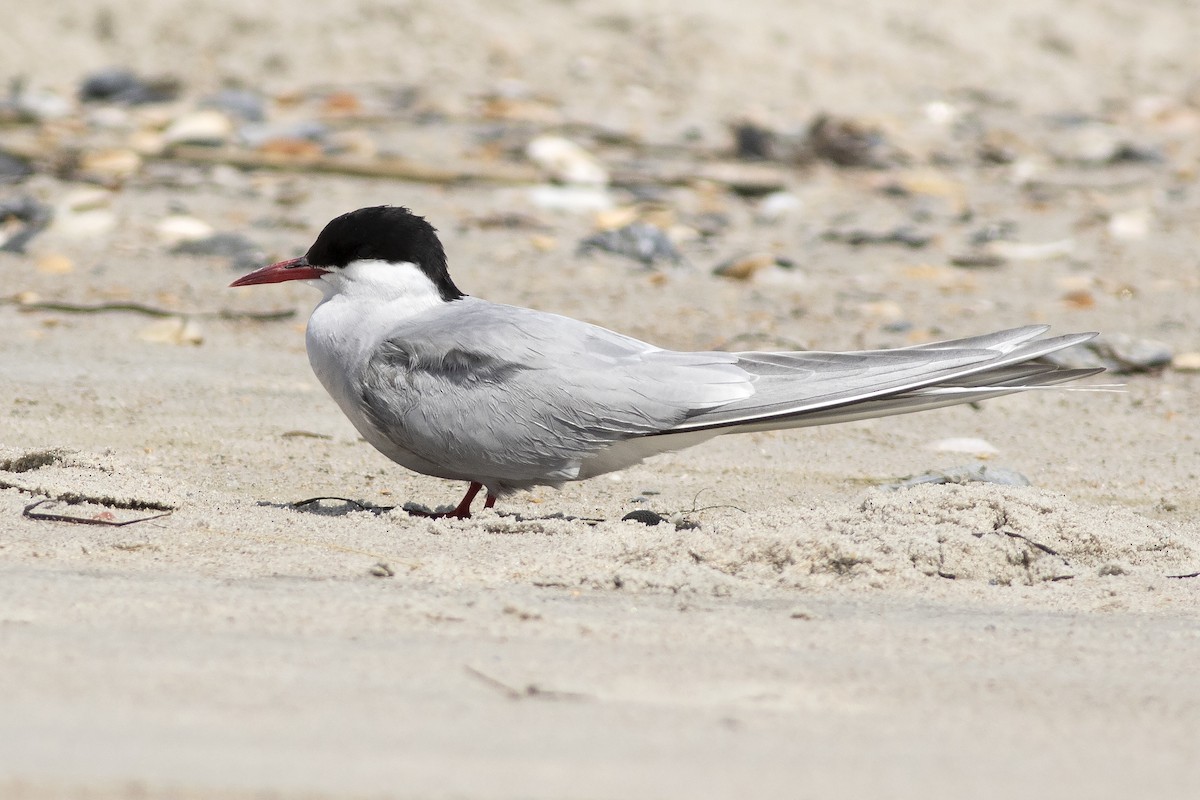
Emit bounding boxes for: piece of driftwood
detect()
[2,296,294,321]
[162,145,543,185]
[158,146,791,193]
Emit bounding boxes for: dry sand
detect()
[2,1,1199,798]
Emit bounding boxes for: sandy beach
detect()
[2,1,1199,797]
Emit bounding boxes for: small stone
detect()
[1058,123,1124,165]
[138,318,203,346]
[155,215,215,247]
[257,138,323,159]
[1048,334,1172,374]
[755,191,802,223]
[238,121,328,149]
[79,68,179,105]
[1054,123,1161,166]
[806,113,899,168]
[202,88,266,122]
[950,252,1007,269]
[320,91,363,117]
[77,148,143,184]
[529,234,556,252]
[162,110,234,147]
[714,252,792,281]
[1107,209,1151,241]
[0,150,35,184]
[1172,352,1200,372]
[859,300,905,321]
[732,121,777,160]
[526,136,609,186]
[9,88,72,121]
[593,207,639,230]
[922,101,960,127]
[823,225,931,249]
[1061,290,1095,309]
[986,238,1074,262]
[128,129,167,156]
[0,196,53,252]
[35,254,74,274]
[1096,334,1173,373]
[578,222,683,267]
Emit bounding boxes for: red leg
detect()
[484,494,496,509]
[407,481,485,519]
[447,481,484,519]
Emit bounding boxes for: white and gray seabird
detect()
[231,205,1101,519]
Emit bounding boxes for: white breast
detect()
[303,258,463,478]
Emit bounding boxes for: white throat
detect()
[305,259,450,403]
[316,258,446,314]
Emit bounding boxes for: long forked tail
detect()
[664,325,1105,436]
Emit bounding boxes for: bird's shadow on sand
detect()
[258,496,607,525]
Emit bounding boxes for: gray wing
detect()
[661,325,1102,435]
[356,299,752,490]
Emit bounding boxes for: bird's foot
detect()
[404,481,496,520]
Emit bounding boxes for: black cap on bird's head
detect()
[231,205,465,301]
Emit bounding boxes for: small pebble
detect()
[986,238,1074,262]
[0,196,53,253]
[713,252,795,281]
[5,88,72,121]
[0,150,35,184]
[806,113,898,168]
[162,110,234,147]
[968,220,1017,247]
[238,121,328,150]
[526,135,608,186]
[732,122,777,161]
[202,88,267,122]
[1049,334,1173,373]
[1107,209,1151,241]
[755,191,802,223]
[1057,123,1125,165]
[34,254,74,274]
[77,148,142,184]
[1054,123,1161,166]
[138,318,204,346]
[79,68,179,105]
[823,225,931,248]
[1172,352,1200,372]
[155,215,215,247]
[950,252,1007,269]
[578,222,683,267]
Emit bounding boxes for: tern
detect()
[231,205,1101,519]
